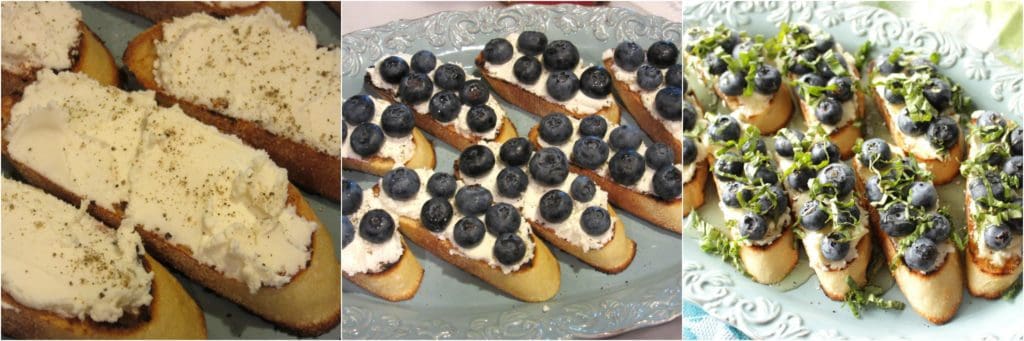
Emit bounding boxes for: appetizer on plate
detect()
[342,94,436,176]
[683,93,709,217]
[111,1,306,27]
[603,40,683,160]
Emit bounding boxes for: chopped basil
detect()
[843,276,905,318]
[854,41,872,70]
[689,212,748,277]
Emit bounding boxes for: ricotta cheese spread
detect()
[1,2,81,75]
[342,195,404,276]
[341,96,415,164]
[2,178,152,323]
[603,49,682,143]
[154,9,341,157]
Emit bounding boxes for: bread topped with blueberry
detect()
[603,40,682,160]
[868,49,967,185]
[474,32,621,123]
[453,139,637,274]
[363,51,519,151]
[371,167,560,302]
[853,138,963,324]
[683,90,709,217]
[959,110,1023,299]
[110,1,306,28]
[526,113,682,233]
[342,94,436,176]
[342,180,424,302]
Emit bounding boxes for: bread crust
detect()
[475,53,621,124]
[683,159,708,217]
[123,23,341,201]
[528,206,636,274]
[344,239,424,302]
[342,127,436,176]
[739,228,800,284]
[803,235,872,300]
[964,194,1023,298]
[109,1,306,27]
[603,58,680,161]
[714,82,793,135]
[2,22,118,97]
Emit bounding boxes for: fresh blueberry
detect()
[580,207,612,236]
[421,197,454,232]
[976,111,1006,129]
[636,64,664,91]
[718,70,746,96]
[460,80,490,106]
[881,203,915,237]
[378,56,410,84]
[571,136,610,170]
[542,40,580,71]
[821,233,850,261]
[826,77,854,102]
[398,72,434,105]
[786,167,815,192]
[666,64,682,88]
[1004,156,1023,183]
[427,172,457,198]
[745,163,778,186]
[721,181,752,208]
[517,31,548,56]
[381,103,415,137]
[834,204,860,227]
[731,40,754,60]
[738,213,768,241]
[539,114,573,144]
[434,63,466,90]
[984,224,1013,250]
[773,130,804,159]
[876,56,902,75]
[1009,216,1023,234]
[580,66,613,98]
[923,212,951,242]
[720,32,741,54]
[908,181,938,210]
[683,102,697,132]
[789,50,816,75]
[609,125,644,151]
[467,105,497,133]
[743,138,770,158]
[483,38,514,64]
[753,65,781,95]
[529,147,570,186]
[798,73,827,88]
[350,123,385,156]
[453,216,486,248]
[342,217,354,248]
[499,137,533,166]
[714,153,743,180]
[815,97,843,125]
[539,190,573,223]
[493,233,526,265]
[1011,127,1024,155]
[859,138,892,169]
[360,209,396,243]
[865,176,884,203]
[653,165,683,200]
[816,60,837,80]
[896,109,930,136]
[818,163,855,197]
[969,174,1006,204]
[810,141,840,165]
[647,41,679,69]
[546,70,581,101]
[704,54,728,76]
[813,35,835,53]
[927,116,959,149]
[429,91,462,122]
[904,237,939,272]
[683,136,697,166]
[923,78,952,111]
[579,115,608,137]
[342,121,347,143]
[496,167,528,198]
[656,87,682,121]
[513,56,543,85]
[455,185,493,216]
[343,95,374,125]
[883,86,905,104]
[646,142,675,169]
[342,179,362,215]
[485,203,521,235]
[411,50,437,73]
[458,145,496,177]
[382,167,421,200]
[800,200,829,231]
[571,175,597,202]
[613,41,645,72]
[609,149,646,186]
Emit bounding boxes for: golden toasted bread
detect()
[965,194,1023,299]
[804,235,872,300]
[793,89,866,160]
[604,58,679,161]
[714,83,793,135]
[343,127,437,176]
[526,207,636,274]
[683,159,708,217]
[109,1,305,27]
[344,240,424,302]
[2,22,118,97]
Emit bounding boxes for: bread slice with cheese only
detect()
[1,2,118,96]
[853,139,962,324]
[110,1,305,27]
[683,95,709,217]
[960,110,1023,298]
[342,95,436,176]
[1,71,340,336]
[2,178,206,339]
[123,9,340,201]
[372,168,561,302]
[474,32,621,124]
[363,53,518,151]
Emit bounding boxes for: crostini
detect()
[123,8,340,201]
[959,110,1023,298]
[853,138,963,324]
[2,178,207,339]
[868,49,968,185]
[526,113,683,233]
[110,1,306,27]
[372,167,561,302]
[342,180,424,301]
[363,51,519,151]
[1,2,118,96]
[342,94,436,176]
[453,139,636,273]
[683,93,709,216]
[603,40,682,160]
[475,32,622,123]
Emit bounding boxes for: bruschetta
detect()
[110,1,306,28]
[342,94,436,176]
[683,92,709,216]
[603,40,682,160]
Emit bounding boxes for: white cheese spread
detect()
[342,195,404,276]
[1,2,81,75]
[342,96,415,164]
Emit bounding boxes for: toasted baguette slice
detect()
[604,58,680,161]
[740,228,800,284]
[2,22,118,96]
[683,159,708,217]
[526,207,636,274]
[344,240,424,302]
[2,255,206,339]
[109,1,306,27]
[343,127,437,176]
[123,23,340,201]
[793,88,866,159]
[804,235,872,300]
[965,194,1023,298]
[714,83,793,135]
[475,54,621,124]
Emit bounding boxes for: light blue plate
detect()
[342,5,681,339]
[683,1,1022,339]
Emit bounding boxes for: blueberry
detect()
[398,72,434,105]
[499,137,533,166]
[613,41,645,72]
[826,77,854,102]
[539,113,573,144]
[813,35,835,53]
[646,142,675,169]
[753,65,781,95]
[350,123,385,156]
[411,50,437,73]
[789,50,815,75]
[798,73,827,88]
[529,147,570,186]
[458,145,496,177]
[1004,156,1023,183]
[571,136,610,170]
[720,32,740,54]
[540,190,573,223]
[516,31,548,56]
[800,200,829,231]
[909,57,938,75]
[635,64,664,91]
[485,203,521,235]
[428,91,462,122]
[907,181,938,210]
[434,63,467,90]
[683,137,698,167]
[493,233,527,265]
[985,224,1013,250]
[983,152,1007,168]
[609,149,646,186]
[923,212,951,242]
[815,97,843,125]
[786,167,815,192]
[342,217,354,248]
[683,102,697,132]
[655,87,682,121]
[455,185,493,216]
[342,179,362,215]
[427,172,457,198]
[609,125,643,151]
[382,167,421,200]
[343,95,374,125]
[721,181,752,208]
[542,40,580,71]
[817,163,855,197]
[745,163,778,186]
[810,141,840,165]
[578,207,612,236]
[904,237,939,273]
[666,64,682,88]
[453,216,486,248]
[342,121,347,143]
[579,66,613,99]
[704,54,727,76]
[378,56,409,84]
[741,133,766,153]
[421,197,454,232]
[927,116,959,149]
[738,213,768,241]
[653,166,683,200]
[923,78,952,111]
[896,109,930,136]
[1011,127,1024,155]
[865,176,884,203]
[773,130,804,159]
[731,40,754,60]
[496,167,528,198]
[1009,216,1023,234]
[647,41,679,69]
[816,60,837,81]
[877,56,902,75]
[483,38,514,64]
[381,103,415,137]
[820,233,850,262]
[859,138,892,169]
[881,203,915,237]
[578,115,608,137]
[834,204,860,227]
[969,174,1006,204]
[546,70,581,101]
[466,105,497,133]
[571,175,596,202]
[718,70,746,96]
[976,111,1006,130]
[359,209,395,243]
[883,87,905,104]
[460,80,490,106]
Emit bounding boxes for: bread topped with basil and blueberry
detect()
[684,26,792,135]
[370,167,560,302]
[525,113,682,233]
[474,32,621,123]
[959,110,1023,299]
[603,40,682,160]
[772,128,873,300]
[683,93,709,217]
[868,49,968,185]
[363,51,518,151]
[342,94,436,176]
[853,138,963,324]
[453,139,637,274]
[341,180,424,302]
